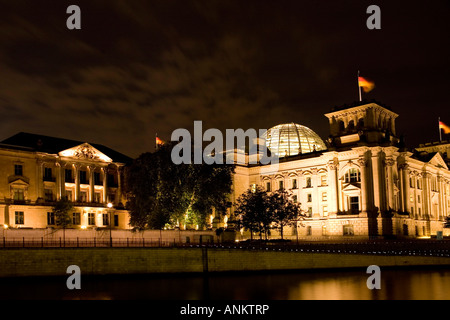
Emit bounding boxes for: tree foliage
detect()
[53,197,73,229]
[235,186,303,240]
[124,142,235,230]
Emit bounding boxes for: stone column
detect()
[385,157,395,211]
[358,157,368,214]
[60,162,66,199]
[74,164,80,202]
[88,165,95,203]
[327,160,339,216]
[102,167,108,204]
[55,162,62,200]
[311,168,320,217]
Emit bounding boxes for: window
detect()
[44,189,53,202]
[94,192,101,203]
[411,207,414,214]
[114,215,119,227]
[14,164,23,176]
[292,179,297,189]
[350,196,359,213]
[65,169,73,182]
[418,195,421,203]
[72,212,80,225]
[80,171,87,184]
[15,211,24,225]
[322,192,327,202]
[108,193,116,203]
[94,172,102,185]
[66,190,73,201]
[307,194,312,202]
[410,194,414,202]
[323,206,328,216]
[279,180,284,190]
[417,179,422,190]
[307,207,312,217]
[102,214,109,226]
[320,175,327,186]
[418,208,422,216]
[293,195,298,203]
[410,177,415,188]
[322,225,327,236]
[343,224,354,236]
[47,212,55,225]
[80,191,87,202]
[44,167,53,181]
[345,168,361,183]
[306,226,312,236]
[266,182,271,192]
[402,224,409,236]
[306,177,312,188]
[88,213,95,225]
[14,189,24,201]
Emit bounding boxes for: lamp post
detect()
[2,224,8,247]
[107,202,113,247]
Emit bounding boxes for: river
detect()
[0,266,449,300]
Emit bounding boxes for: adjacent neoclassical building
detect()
[0,132,131,230]
[230,100,450,239]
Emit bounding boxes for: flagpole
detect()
[439,117,442,142]
[358,70,362,102]
[155,132,158,151]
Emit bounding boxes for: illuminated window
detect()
[88,213,95,225]
[343,224,354,236]
[14,164,23,176]
[345,168,361,183]
[44,189,53,202]
[410,194,413,202]
[72,212,80,225]
[320,175,327,186]
[322,192,327,201]
[349,196,359,214]
[306,177,312,188]
[323,206,328,216]
[322,225,327,236]
[14,189,24,201]
[102,214,109,226]
[15,211,24,225]
[47,212,55,225]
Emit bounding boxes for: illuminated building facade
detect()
[230,101,450,239]
[0,132,131,230]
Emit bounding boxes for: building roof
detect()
[329,99,393,112]
[0,132,132,164]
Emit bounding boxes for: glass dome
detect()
[262,123,327,157]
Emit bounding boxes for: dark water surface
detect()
[1,267,449,300]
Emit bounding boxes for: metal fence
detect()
[1,237,450,257]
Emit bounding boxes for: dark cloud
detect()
[0,0,449,157]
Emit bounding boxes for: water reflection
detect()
[0,267,449,300]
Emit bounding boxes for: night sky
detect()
[0,0,449,158]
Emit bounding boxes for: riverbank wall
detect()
[1,247,450,278]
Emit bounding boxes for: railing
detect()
[1,237,449,257]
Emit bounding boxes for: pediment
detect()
[8,177,29,185]
[428,153,448,170]
[342,183,360,192]
[59,143,112,163]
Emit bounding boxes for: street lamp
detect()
[107,202,113,247]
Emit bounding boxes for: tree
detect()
[124,142,235,231]
[269,189,304,239]
[235,186,272,240]
[53,197,73,245]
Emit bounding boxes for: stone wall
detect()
[0,247,449,278]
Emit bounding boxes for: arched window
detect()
[344,168,361,183]
[338,120,345,132]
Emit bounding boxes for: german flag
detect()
[156,136,164,146]
[358,76,375,93]
[439,121,450,134]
